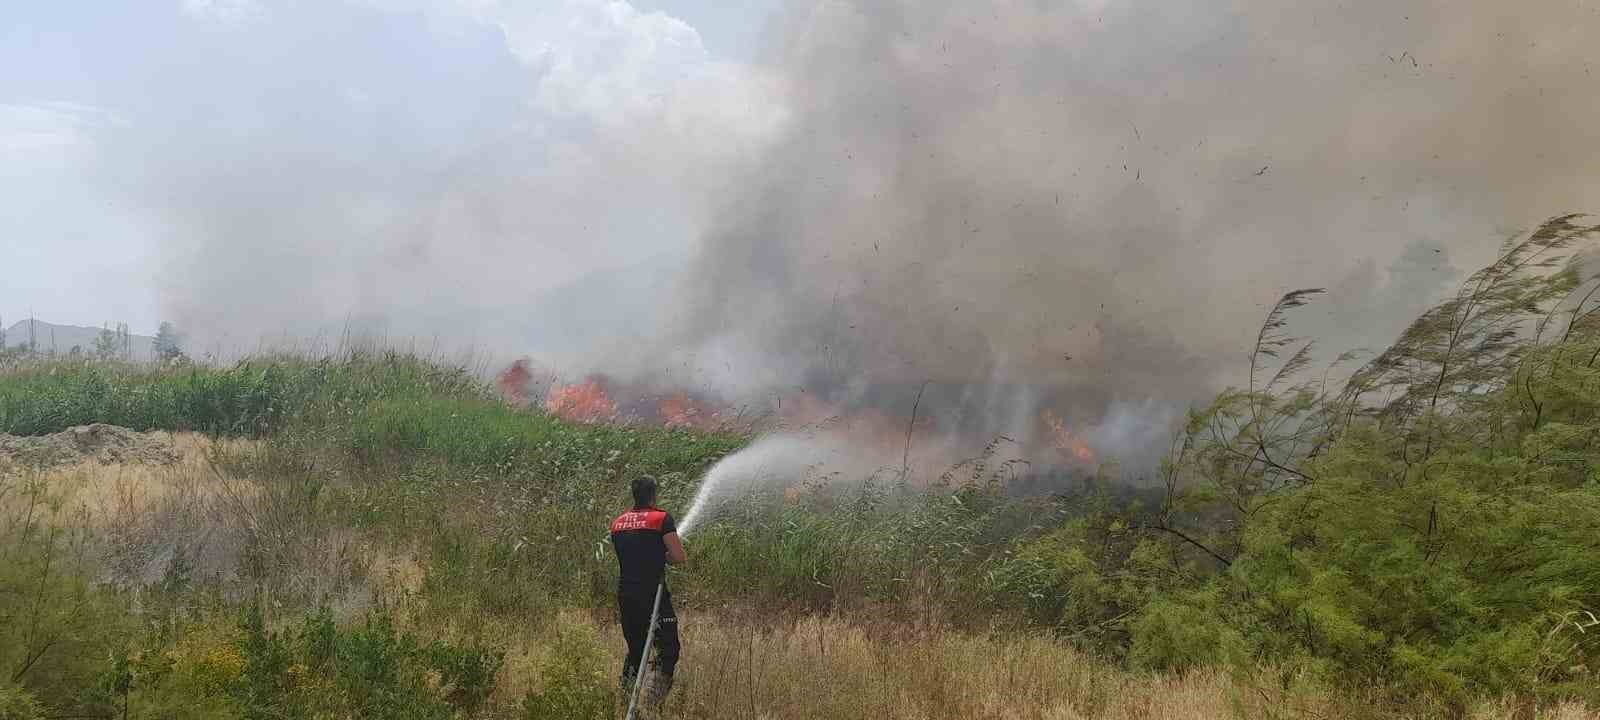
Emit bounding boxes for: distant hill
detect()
[2,320,156,361]
[1,255,682,367]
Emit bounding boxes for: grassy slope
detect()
[2,297,1599,719]
[1,449,1591,720]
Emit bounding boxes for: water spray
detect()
[679,434,833,536]
[674,461,729,537]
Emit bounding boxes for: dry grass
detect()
[62,433,230,513]
[1,435,369,607]
[1471,703,1600,720]
[6,432,246,521]
[1,433,251,585]
[661,614,1240,720]
[6,446,1597,720]
[473,611,1600,720]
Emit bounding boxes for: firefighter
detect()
[610,475,686,710]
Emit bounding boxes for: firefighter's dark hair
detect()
[631,475,658,508]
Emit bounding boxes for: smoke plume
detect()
[59,0,1600,469]
[637,0,1600,464]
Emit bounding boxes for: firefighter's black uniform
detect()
[610,505,680,689]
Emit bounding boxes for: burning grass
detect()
[544,379,619,424]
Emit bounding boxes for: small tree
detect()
[92,326,118,361]
[153,322,184,363]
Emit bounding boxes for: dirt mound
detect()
[0,424,180,469]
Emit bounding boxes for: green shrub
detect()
[0,683,43,720]
[228,603,503,719]
[521,620,613,720]
[425,639,505,715]
[1128,593,1248,671]
[0,476,131,708]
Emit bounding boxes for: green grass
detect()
[0,350,486,437]
[0,352,743,485]
[346,395,741,478]
[3,215,1600,717]
[2,339,1597,716]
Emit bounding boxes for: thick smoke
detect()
[638,0,1600,464]
[72,1,1600,468]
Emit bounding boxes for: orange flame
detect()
[1042,410,1096,464]
[659,392,720,430]
[544,379,617,424]
[497,359,533,405]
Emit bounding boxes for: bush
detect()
[0,684,43,720]
[424,638,505,715]
[1128,593,1248,671]
[0,475,131,709]
[227,604,504,719]
[521,620,613,720]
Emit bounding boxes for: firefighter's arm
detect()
[664,532,686,566]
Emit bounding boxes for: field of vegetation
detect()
[2,217,1599,719]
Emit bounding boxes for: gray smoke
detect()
[62,1,1600,467]
[639,0,1600,463]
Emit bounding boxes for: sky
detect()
[0,0,784,336]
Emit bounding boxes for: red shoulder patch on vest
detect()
[610,509,667,534]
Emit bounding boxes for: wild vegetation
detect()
[2,216,1600,718]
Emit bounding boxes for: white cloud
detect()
[460,0,787,148]
[181,0,264,25]
[0,102,115,155]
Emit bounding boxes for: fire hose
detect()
[624,580,666,720]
